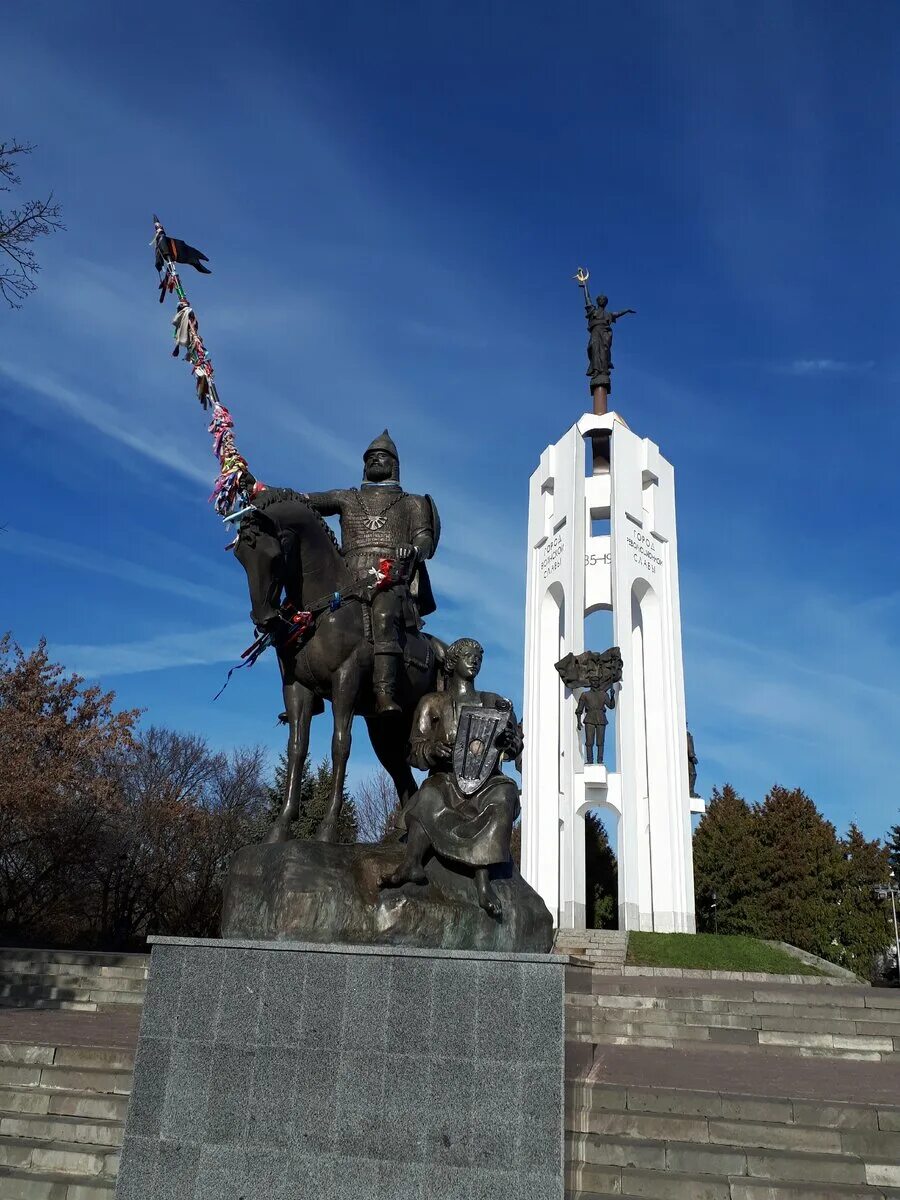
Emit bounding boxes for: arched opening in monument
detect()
[584,805,619,929]
[532,583,565,912]
[582,606,616,771]
[631,579,665,927]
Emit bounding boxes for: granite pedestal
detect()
[116,936,566,1200]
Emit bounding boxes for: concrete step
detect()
[572,1009,900,1041]
[588,977,894,1006]
[0,959,147,979]
[571,1030,896,1062]
[573,986,900,1020]
[0,1062,133,1096]
[557,934,627,943]
[567,980,900,1062]
[0,1040,131,1194]
[565,1167,893,1198]
[566,1131,880,1185]
[0,951,147,972]
[571,1017,900,1046]
[567,1080,900,1131]
[0,1086,129,1123]
[0,986,144,1005]
[0,1134,119,1178]
[0,964,146,978]
[0,1112,123,1149]
[566,1082,900,1197]
[0,992,145,1013]
[0,1001,100,1015]
[0,949,148,1012]
[0,976,146,996]
[0,1165,115,1198]
[567,1112,900,1161]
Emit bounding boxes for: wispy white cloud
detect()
[51,622,250,678]
[683,582,900,835]
[0,360,209,486]
[787,358,875,376]
[2,529,236,612]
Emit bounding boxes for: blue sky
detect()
[2,2,898,839]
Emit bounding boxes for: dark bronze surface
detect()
[575,266,635,397]
[557,647,623,766]
[234,447,442,844]
[221,839,553,951]
[688,727,699,796]
[382,639,525,923]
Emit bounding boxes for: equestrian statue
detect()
[234,431,442,843]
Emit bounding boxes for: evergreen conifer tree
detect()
[888,819,900,880]
[835,823,892,979]
[753,786,845,960]
[266,753,358,843]
[692,784,760,934]
[585,812,617,929]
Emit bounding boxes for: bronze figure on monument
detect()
[576,684,616,765]
[301,430,439,714]
[233,432,442,843]
[575,266,635,414]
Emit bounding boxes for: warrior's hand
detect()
[500,722,524,761]
[395,543,417,562]
[426,740,454,768]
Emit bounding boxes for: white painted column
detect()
[521,412,701,932]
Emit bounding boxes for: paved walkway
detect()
[0,1007,141,1049]
[592,1042,900,1105]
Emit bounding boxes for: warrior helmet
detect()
[363,429,399,463]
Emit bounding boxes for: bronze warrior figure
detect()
[576,684,616,765]
[303,430,439,714]
[382,638,523,919]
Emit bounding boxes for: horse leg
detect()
[266,674,316,844]
[314,668,358,843]
[364,714,417,809]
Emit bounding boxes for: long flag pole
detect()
[151,215,260,518]
[151,215,282,688]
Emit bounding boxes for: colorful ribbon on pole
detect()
[151,215,262,517]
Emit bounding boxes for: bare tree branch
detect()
[355,768,404,844]
[0,140,64,308]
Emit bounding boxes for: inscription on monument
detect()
[585,551,611,568]
[540,531,566,579]
[627,528,663,574]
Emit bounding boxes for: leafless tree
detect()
[355,768,405,844]
[0,141,63,307]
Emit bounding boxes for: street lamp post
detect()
[874,871,900,985]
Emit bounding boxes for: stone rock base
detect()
[221,840,554,953]
[116,937,566,1200]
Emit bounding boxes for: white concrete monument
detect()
[520,412,704,932]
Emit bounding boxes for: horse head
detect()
[233,488,347,634]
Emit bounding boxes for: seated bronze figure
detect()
[382,638,523,919]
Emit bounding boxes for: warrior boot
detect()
[373,651,402,715]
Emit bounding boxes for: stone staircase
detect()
[0,1038,132,1198]
[0,945,898,1200]
[0,950,149,1013]
[566,1077,900,1199]
[566,965,900,1198]
[568,974,900,1062]
[555,930,629,973]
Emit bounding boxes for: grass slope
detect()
[626,932,823,976]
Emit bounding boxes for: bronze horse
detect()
[234,488,442,842]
